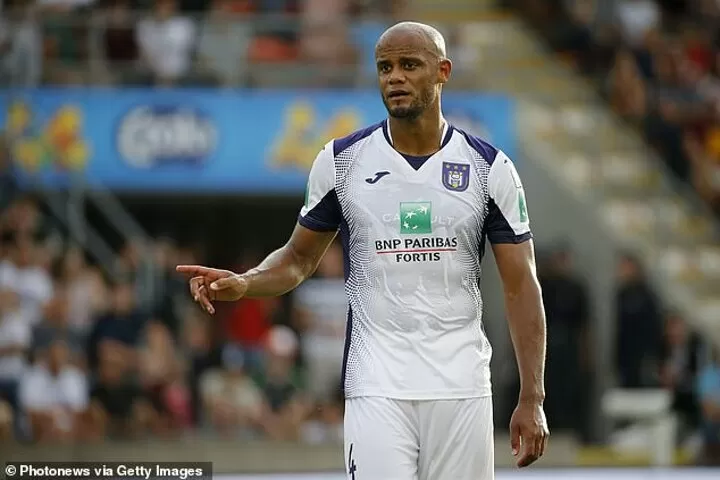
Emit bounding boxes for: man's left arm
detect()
[494,240,546,406]
[485,151,549,467]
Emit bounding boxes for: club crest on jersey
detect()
[442,162,470,192]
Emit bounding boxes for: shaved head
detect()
[374,21,451,120]
[375,21,447,59]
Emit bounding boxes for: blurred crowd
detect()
[0,184,349,445]
[512,0,720,217]
[0,0,405,87]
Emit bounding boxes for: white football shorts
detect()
[344,396,494,480]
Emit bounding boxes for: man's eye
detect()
[403,62,416,69]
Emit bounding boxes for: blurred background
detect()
[0,0,719,477]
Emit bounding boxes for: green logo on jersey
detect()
[399,202,432,234]
[518,191,528,223]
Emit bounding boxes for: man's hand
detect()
[509,400,549,468]
[176,265,249,315]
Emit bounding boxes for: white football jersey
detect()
[299,119,532,400]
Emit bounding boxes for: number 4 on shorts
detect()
[348,443,357,480]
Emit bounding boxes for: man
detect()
[178,21,549,480]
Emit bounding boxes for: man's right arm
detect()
[215,142,341,298]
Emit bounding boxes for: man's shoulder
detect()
[451,126,500,166]
[331,121,385,157]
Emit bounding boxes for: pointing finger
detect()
[177,265,216,277]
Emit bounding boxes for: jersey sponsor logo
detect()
[374,202,458,263]
[375,237,458,263]
[399,202,432,234]
[365,171,390,184]
[442,162,470,192]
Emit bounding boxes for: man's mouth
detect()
[387,91,410,99]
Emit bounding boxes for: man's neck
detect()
[388,110,446,157]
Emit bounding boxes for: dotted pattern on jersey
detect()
[334,138,376,397]
[460,144,493,356]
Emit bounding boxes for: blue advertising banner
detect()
[0,89,516,194]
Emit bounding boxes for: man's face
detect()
[375,34,450,120]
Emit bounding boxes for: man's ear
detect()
[438,58,452,84]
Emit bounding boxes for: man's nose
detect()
[388,66,406,84]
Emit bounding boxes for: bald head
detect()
[374,21,451,120]
[376,21,447,59]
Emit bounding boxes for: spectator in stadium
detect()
[0,230,54,326]
[607,48,648,124]
[538,244,592,441]
[254,325,310,441]
[298,0,358,87]
[86,277,145,374]
[185,312,221,427]
[0,196,44,239]
[58,247,107,338]
[39,0,94,85]
[89,350,161,439]
[615,0,661,49]
[100,0,140,84]
[563,0,620,72]
[0,0,42,87]
[19,339,89,442]
[149,238,186,339]
[138,321,189,432]
[199,343,263,437]
[32,286,86,369]
[196,0,252,87]
[291,240,346,404]
[136,0,197,86]
[696,347,720,465]
[659,311,702,436]
[116,237,155,315]
[0,280,31,430]
[614,252,664,388]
